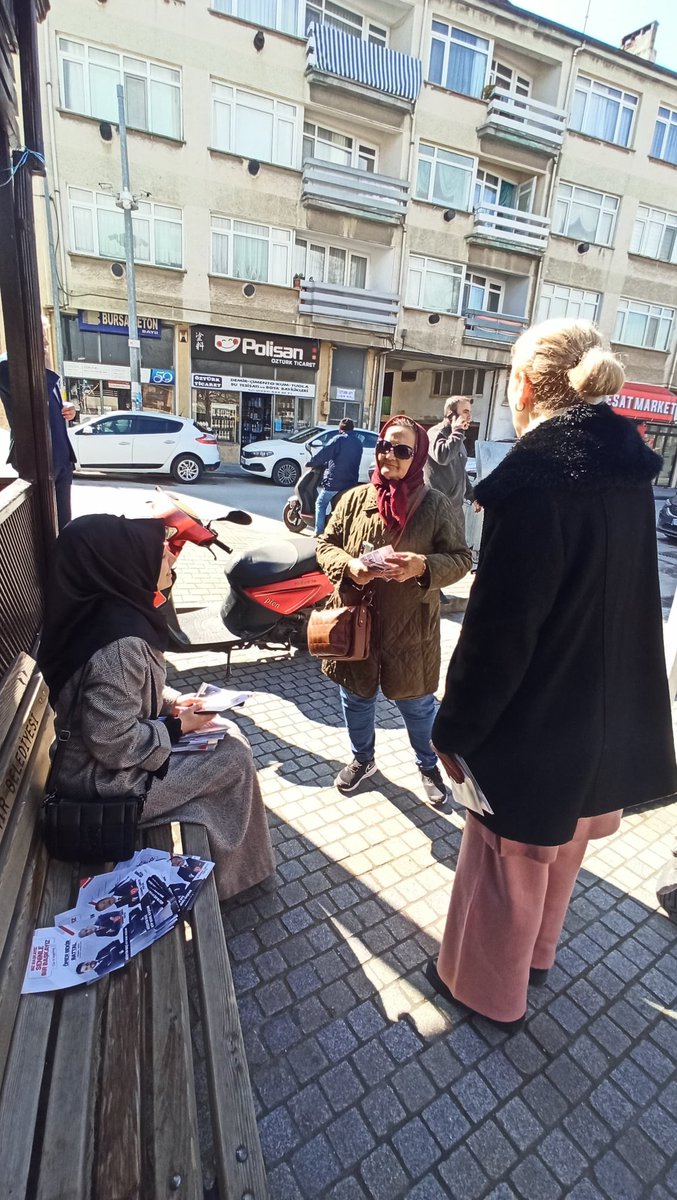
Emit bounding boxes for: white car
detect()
[240,424,378,487]
[68,410,221,484]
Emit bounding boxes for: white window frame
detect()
[537,282,600,324]
[211,80,297,168]
[302,120,377,171]
[305,1,388,45]
[294,236,368,288]
[68,187,183,268]
[651,105,677,165]
[210,214,293,285]
[631,204,677,264]
[553,182,619,247]
[570,74,638,147]
[490,60,530,97]
[614,298,675,352]
[211,0,300,37]
[57,37,182,139]
[432,367,485,397]
[428,19,490,99]
[463,272,503,314]
[406,254,464,315]
[415,143,476,211]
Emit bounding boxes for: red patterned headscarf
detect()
[372,415,428,531]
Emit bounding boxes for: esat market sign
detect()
[192,326,319,370]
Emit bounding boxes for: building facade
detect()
[36,0,677,474]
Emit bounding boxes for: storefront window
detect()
[272,396,313,436]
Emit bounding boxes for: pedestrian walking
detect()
[428,317,677,1031]
[308,417,362,534]
[316,415,471,806]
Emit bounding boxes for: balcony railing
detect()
[480,88,567,152]
[306,22,422,107]
[299,279,399,333]
[302,159,409,225]
[471,203,550,253]
[464,310,529,345]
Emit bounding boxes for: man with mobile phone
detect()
[424,396,474,518]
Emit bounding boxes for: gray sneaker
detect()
[420,765,448,807]
[335,758,376,793]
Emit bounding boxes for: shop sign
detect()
[191,373,315,398]
[335,387,356,401]
[64,361,169,385]
[608,383,677,424]
[192,326,319,370]
[77,310,162,339]
[150,368,175,385]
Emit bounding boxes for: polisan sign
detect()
[192,326,319,370]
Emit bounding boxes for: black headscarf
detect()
[38,515,169,703]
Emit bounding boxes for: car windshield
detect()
[285,427,325,444]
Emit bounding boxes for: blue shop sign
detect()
[78,310,162,339]
[150,368,175,385]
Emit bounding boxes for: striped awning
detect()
[306,22,422,105]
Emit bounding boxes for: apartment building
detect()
[36,0,677,477]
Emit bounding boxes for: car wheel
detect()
[272,459,301,487]
[171,454,203,484]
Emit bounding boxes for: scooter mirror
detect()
[220,509,252,526]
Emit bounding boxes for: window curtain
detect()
[155,220,182,268]
[233,231,269,281]
[151,80,181,138]
[63,59,85,111]
[89,62,119,122]
[423,268,460,313]
[72,206,95,254]
[212,230,230,274]
[447,44,485,98]
[97,209,125,258]
[434,162,469,208]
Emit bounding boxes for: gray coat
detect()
[424,419,471,511]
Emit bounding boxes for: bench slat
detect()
[147,825,203,1200]
[93,956,145,1200]
[0,862,74,1198]
[183,824,270,1200]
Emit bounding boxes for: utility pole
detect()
[116,84,142,411]
[43,177,65,378]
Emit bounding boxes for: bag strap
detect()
[391,484,429,549]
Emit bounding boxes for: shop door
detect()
[241,394,272,446]
[72,413,136,467]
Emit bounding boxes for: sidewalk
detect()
[76,483,677,1199]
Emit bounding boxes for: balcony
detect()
[469,203,550,254]
[302,159,409,225]
[306,23,422,115]
[299,279,399,334]
[478,89,567,155]
[463,310,528,346]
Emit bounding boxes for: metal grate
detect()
[0,481,44,680]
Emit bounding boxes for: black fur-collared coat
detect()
[432,402,677,845]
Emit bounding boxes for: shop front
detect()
[190,326,319,457]
[608,382,677,485]
[61,311,176,417]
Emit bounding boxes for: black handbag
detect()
[42,674,154,864]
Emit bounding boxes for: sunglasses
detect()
[375,439,415,460]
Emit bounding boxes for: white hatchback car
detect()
[68,410,221,484]
[241,424,378,487]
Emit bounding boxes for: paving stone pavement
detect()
[168,622,677,1200]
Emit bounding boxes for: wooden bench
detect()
[0,654,269,1200]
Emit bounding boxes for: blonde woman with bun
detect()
[427,318,676,1032]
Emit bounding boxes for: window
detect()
[406,255,464,314]
[463,273,502,313]
[415,143,475,210]
[58,38,181,138]
[537,282,600,323]
[211,0,299,36]
[432,368,485,396]
[211,82,297,167]
[210,215,292,284]
[631,204,677,263]
[302,121,376,171]
[133,415,182,434]
[92,416,135,435]
[570,75,637,147]
[305,2,387,44]
[651,106,677,165]
[614,298,674,351]
[490,60,530,97]
[428,20,490,98]
[69,188,183,268]
[294,237,367,288]
[553,182,619,246]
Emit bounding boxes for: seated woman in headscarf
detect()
[38,514,274,901]
[315,415,471,806]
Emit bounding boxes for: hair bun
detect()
[567,347,624,398]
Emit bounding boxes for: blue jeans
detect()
[339,686,438,772]
[315,488,338,534]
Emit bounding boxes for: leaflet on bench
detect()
[21,848,214,993]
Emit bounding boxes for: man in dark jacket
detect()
[424,396,473,514]
[308,418,362,534]
[0,324,76,530]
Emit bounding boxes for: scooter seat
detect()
[228,538,321,587]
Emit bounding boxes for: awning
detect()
[608,382,677,424]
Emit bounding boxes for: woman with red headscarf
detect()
[316,416,471,805]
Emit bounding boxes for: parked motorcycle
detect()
[149,491,333,675]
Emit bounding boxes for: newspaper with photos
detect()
[22,848,214,993]
[171,712,240,754]
[195,682,250,711]
[450,755,494,817]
